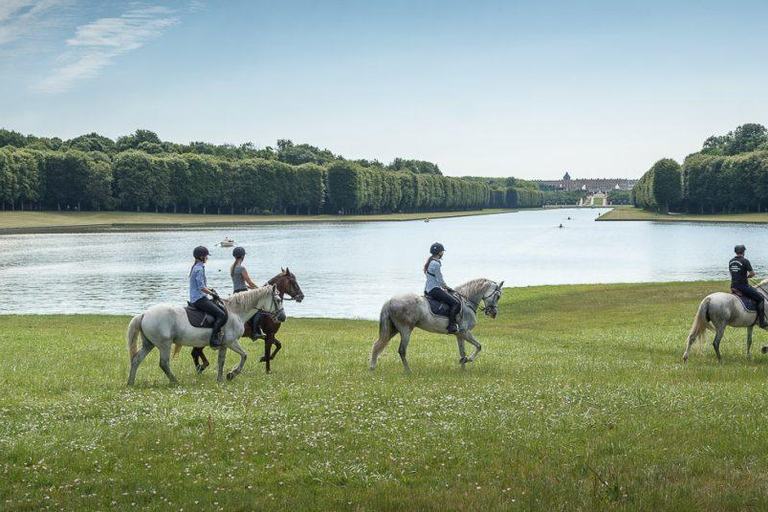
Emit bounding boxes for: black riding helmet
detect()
[735,244,746,255]
[233,246,246,259]
[193,245,210,260]
[430,242,445,255]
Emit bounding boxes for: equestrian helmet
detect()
[193,245,210,260]
[232,246,246,259]
[735,244,746,254]
[430,242,446,255]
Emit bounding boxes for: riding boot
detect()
[250,312,265,339]
[209,317,226,348]
[759,305,768,329]
[447,314,459,334]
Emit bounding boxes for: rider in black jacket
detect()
[730,244,768,328]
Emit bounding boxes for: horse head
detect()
[269,267,305,303]
[482,280,504,319]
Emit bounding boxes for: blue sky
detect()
[1,0,767,179]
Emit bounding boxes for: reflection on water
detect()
[1,208,766,319]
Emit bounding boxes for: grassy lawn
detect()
[599,206,768,223]
[592,197,604,206]
[4,281,768,509]
[0,209,516,233]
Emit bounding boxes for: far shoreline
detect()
[597,206,768,225]
[0,208,518,235]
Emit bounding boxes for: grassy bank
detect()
[4,281,768,510]
[598,205,768,223]
[0,209,516,234]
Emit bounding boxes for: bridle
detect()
[266,274,303,302]
[256,288,285,320]
[459,283,502,313]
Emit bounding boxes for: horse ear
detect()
[281,267,285,273]
[499,280,505,288]
[285,267,290,275]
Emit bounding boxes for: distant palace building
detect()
[535,173,638,193]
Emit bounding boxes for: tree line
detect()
[0,128,544,214]
[633,123,768,214]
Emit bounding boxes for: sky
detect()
[1,1,767,179]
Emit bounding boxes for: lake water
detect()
[0,208,765,319]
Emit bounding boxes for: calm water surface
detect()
[0,208,765,319]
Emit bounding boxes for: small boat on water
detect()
[219,237,235,247]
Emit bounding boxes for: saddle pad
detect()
[426,297,452,317]
[185,303,216,328]
[733,293,758,312]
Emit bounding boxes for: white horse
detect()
[683,279,768,363]
[126,286,285,384]
[370,278,504,372]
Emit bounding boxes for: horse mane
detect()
[224,286,272,313]
[454,278,492,297]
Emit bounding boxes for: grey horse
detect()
[126,286,285,385]
[683,279,768,363]
[370,278,504,372]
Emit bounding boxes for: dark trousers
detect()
[734,285,766,322]
[193,297,228,341]
[427,287,461,325]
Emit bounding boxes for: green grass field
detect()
[4,281,768,510]
[592,197,604,206]
[599,206,768,223]
[0,209,516,234]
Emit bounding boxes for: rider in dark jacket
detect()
[730,244,768,328]
[189,246,228,347]
[231,246,264,339]
[424,242,461,334]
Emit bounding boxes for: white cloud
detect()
[34,5,179,93]
[0,0,68,48]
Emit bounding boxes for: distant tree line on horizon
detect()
[633,123,768,214]
[0,128,545,214]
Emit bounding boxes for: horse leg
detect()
[463,330,483,362]
[456,335,467,369]
[226,341,247,381]
[260,335,272,363]
[746,325,754,359]
[192,347,209,373]
[398,329,412,374]
[127,335,154,386]
[217,348,227,383]
[158,344,178,385]
[713,325,726,363]
[271,339,282,360]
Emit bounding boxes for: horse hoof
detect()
[226,372,235,381]
[762,346,768,355]
[459,356,468,364]
[259,356,268,363]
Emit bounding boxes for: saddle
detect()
[424,292,463,318]
[731,288,759,312]
[184,299,225,328]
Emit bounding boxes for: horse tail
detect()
[126,314,144,362]
[172,343,183,358]
[370,301,396,369]
[689,296,713,351]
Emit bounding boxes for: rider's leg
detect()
[428,288,461,333]
[193,298,229,347]
[740,286,768,327]
[250,312,265,338]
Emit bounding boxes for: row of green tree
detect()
[633,123,768,214]
[0,128,445,175]
[0,127,558,214]
[0,146,509,214]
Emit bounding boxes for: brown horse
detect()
[189,268,304,374]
